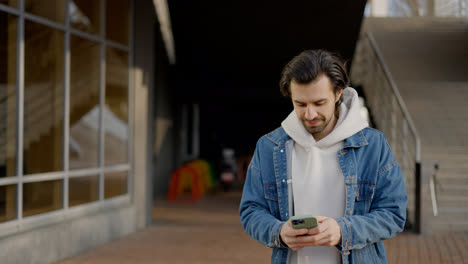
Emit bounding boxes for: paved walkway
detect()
[60,191,270,264]
[60,191,468,263]
[386,232,468,264]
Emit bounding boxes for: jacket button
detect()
[280,149,284,153]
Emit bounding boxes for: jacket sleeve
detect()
[336,135,408,254]
[239,142,288,249]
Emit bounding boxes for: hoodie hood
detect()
[281,87,368,150]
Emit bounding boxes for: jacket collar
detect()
[266,127,369,148]
[343,130,369,148]
[266,127,291,146]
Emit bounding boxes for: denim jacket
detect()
[239,127,407,264]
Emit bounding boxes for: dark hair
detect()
[279,49,349,106]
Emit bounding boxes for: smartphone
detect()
[290,215,319,229]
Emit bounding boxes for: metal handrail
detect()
[429,163,439,216]
[366,32,421,163]
[363,31,423,232]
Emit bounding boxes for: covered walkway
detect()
[60,191,468,263]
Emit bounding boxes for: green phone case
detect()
[290,215,318,229]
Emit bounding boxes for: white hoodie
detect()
[281,88,368,264]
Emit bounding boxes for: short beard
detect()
[303,107,340,136]
[303,117,331,135]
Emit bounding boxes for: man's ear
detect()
[335,89,343,103]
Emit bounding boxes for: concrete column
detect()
[371,0,388,17]
[133,0,156,230]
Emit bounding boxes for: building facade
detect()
[0,0,168,262]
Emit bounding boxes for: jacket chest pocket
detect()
[355,183,375,212]
[263,183,278,201]
[263,183,280,218]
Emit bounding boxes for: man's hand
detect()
[280,216,342,250]
[280,220,309,251]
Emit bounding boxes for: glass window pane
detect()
[70,35,99,170]
[25,0,66,24]
[105,47,128,166]
[104,171,127,198]
[23,180,62,217]
[24,21,64,174]
[70,0,101,35]
[0,0,18,8]
[0,12,17,177]
[69,175,98,207]
[0,184,17,223]
[105,0,129,45]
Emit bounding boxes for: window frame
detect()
[0,0,133,235]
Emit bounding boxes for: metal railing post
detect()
[414,161,422,233]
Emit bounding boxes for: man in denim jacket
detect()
[239,50,407,264]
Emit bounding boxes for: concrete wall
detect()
[0,206,135,264]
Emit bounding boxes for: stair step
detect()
[424,151,468,157]
[437,165,468,171]
[438,207,468,214]
[436,174,468,185]
[428,159,468,166]
[435,168,468,175]
[438,184,468,191]
[437,199,468,209]
[439,195,468,201]
[436,186,468,196]
[430,221,468,233]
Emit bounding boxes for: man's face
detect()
[290,74,342,141]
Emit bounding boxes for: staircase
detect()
[399,81,468,232]
[0,80,100,168]
[352,17,468,233]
